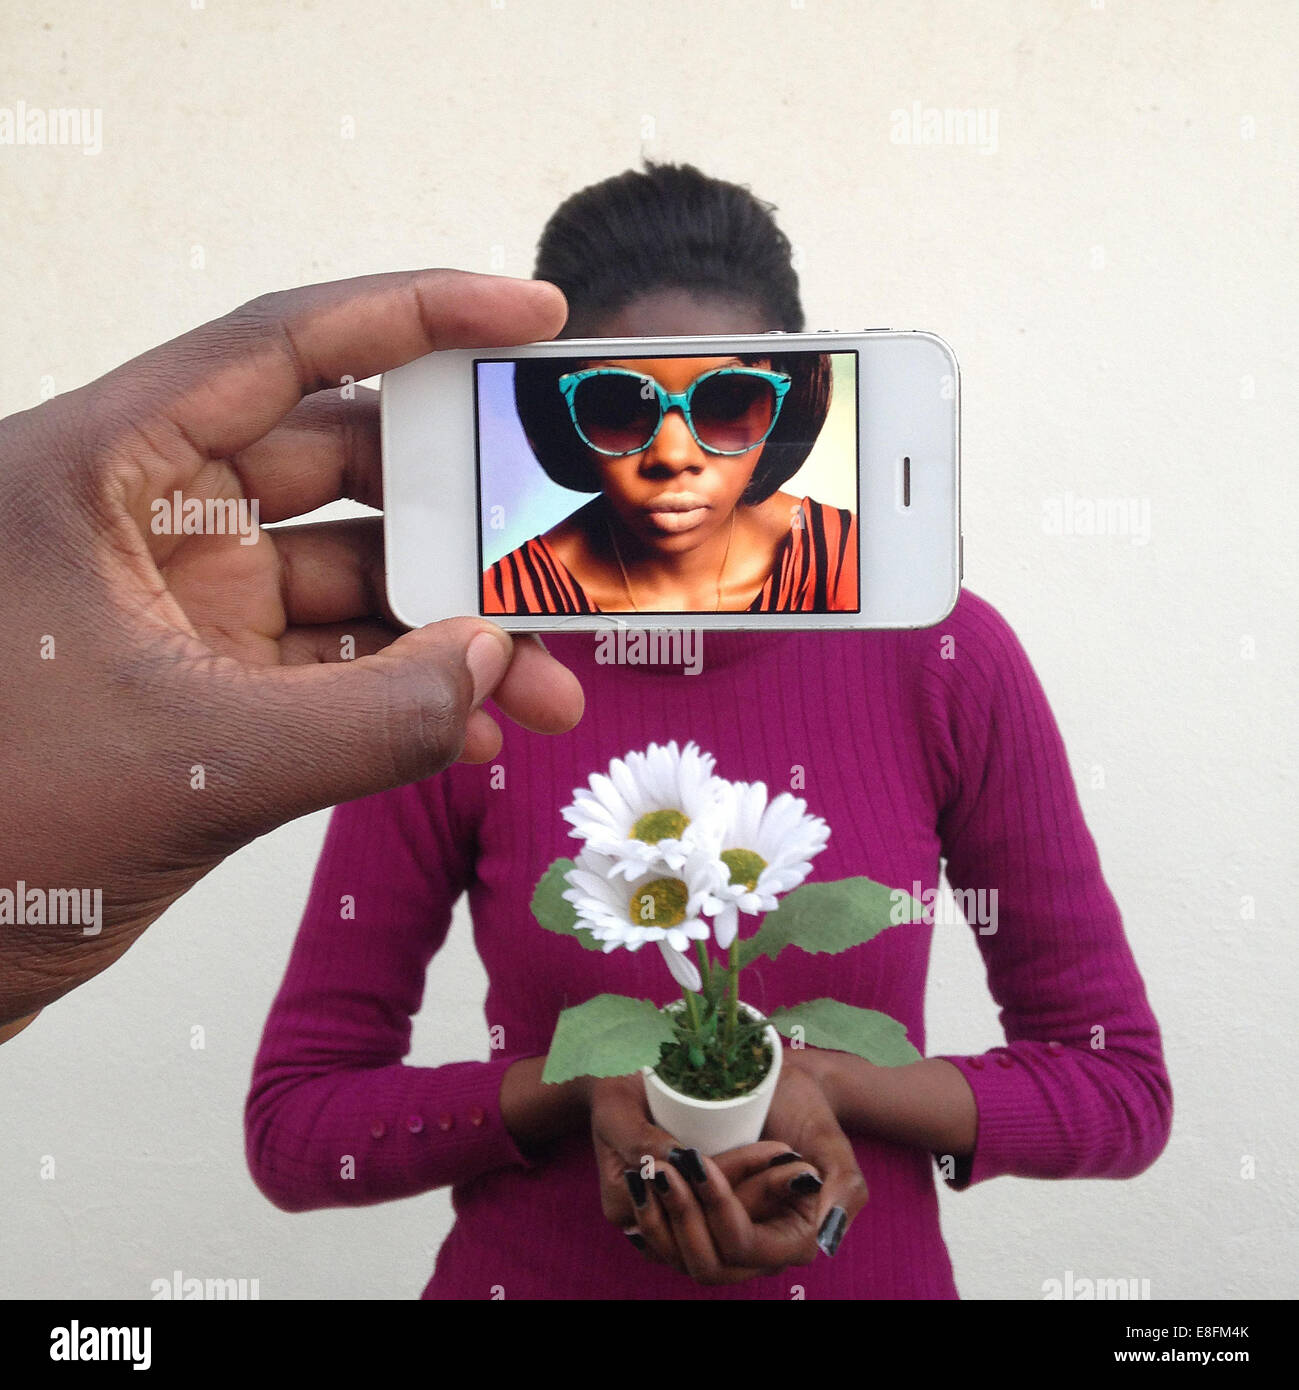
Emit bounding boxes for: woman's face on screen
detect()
[575,291,778,555]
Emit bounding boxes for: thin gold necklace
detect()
[608,510,736,613]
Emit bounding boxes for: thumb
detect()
[191,617,515,848]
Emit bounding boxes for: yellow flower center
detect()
[630,878,688,927]
[631,808,689,844]
[721,848,767,893]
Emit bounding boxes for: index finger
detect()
[93,269,567,458]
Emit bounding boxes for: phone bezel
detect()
[381,330,961,632]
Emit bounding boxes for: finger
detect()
[277,620,400,666]
[487,636,586,735]
[800,1134,869,1258]
[612,1152,776,1284]
[648,1160,726,1283]
[621,1223,712,1275]
[93,269,567,459]
[708,1144,821,1228]
[676,1151,817,1272]
[732,1162,825,1226]
[157,521,399,667]
[184,621,575,847]
[596,1115,699,1277]
[711,1142,807,1189]
[812,1172,868,1260]
[272,530,585,731]
[628,1168,692,1272]
[594,1100,687,1229]
[271,517,391,627]
[456,707,503,765]
[230,387,383,522]
[650,1159,782,1284]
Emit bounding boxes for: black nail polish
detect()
[652,1169,670,1196]
[766,1150,804,1169]
[668,1146,707,1185]
[817,1205,848,1258]
[789,1171,823,1196]
[624,1231,647,1252]
[624,1169,647,1209]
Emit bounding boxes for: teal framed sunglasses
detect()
[557,366,792,458]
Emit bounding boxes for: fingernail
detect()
[817,1205,848,1258]
[525,277,567,305]
[766,1151,804,1169]
[623,1169,647,1209]
[465,629,511,706]
[652,1169,670,1196]
[668,1147,707,1185]
[789,1171,823,1196]
[624,1231,647,1252]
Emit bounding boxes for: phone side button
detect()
[959,533,964,580]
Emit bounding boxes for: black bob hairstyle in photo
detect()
[511,160,832,504]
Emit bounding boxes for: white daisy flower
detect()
[710,781,831,950]
[656,938,703,993]
[561,847,724,990]
[561,740,728,881]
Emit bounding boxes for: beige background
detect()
[1,0,1294,1300]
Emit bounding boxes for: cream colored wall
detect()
[1,0,1294,1300]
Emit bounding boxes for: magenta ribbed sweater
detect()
[244,589,1172,1299]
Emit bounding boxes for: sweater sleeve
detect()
[243,775,536,1212]
[914,591,1173,1189]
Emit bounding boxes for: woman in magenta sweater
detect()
[244,162,1172,1299]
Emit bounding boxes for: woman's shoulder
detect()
[908,586,1028,658]
[483,532,594,615]
[799,493,853,521]
[767,492,854,530]
[752,493,857,612]
[779,494,857,559]
[897,586,1049,717]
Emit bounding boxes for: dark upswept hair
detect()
[513,161,831,503]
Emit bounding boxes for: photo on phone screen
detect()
[474,348,860,616]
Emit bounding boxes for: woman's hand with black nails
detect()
[588,1072,831,1284]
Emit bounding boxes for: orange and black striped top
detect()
[482,496,858,615]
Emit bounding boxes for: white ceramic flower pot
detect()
[642,1001,783,1157]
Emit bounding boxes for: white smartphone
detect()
[381,330,960,631]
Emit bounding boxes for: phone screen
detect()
[473,348,860,616]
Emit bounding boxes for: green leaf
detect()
[737,878,923,968]
[701,959,728,1008]
[530,858,604,952]
[541,995,678,1084]
[768,999,921,1066]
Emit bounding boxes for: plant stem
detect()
[694,941,712,994]
[725,938,740,1048]
[682,984,702,1038]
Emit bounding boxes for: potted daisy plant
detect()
[533,742,924,1155]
